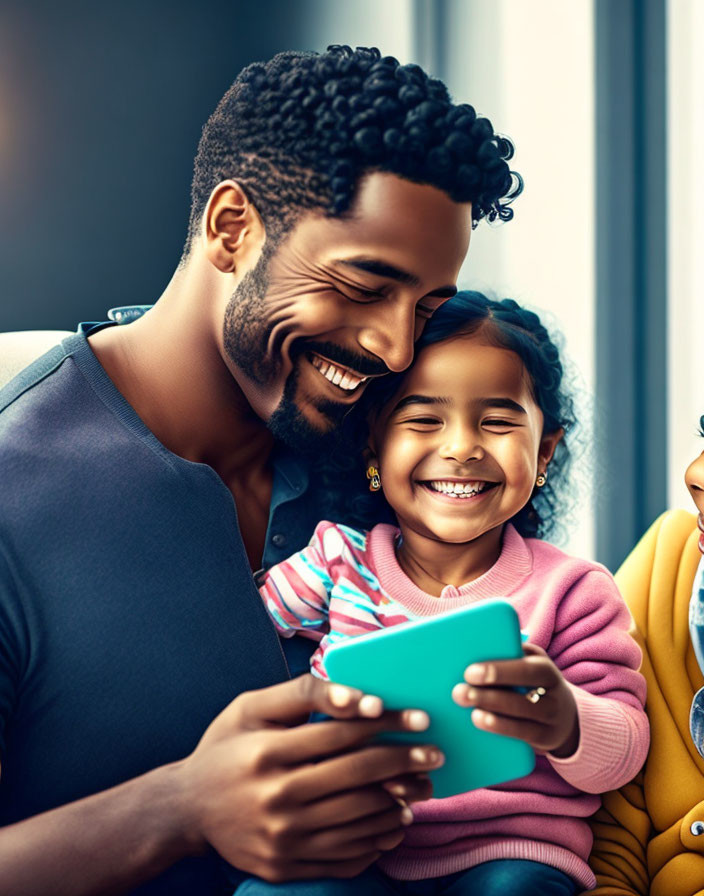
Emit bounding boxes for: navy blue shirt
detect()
[0,329,322,893]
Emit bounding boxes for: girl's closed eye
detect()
[483,417,520,430]
[403,415,442,428]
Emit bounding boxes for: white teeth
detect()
[310,355,366,391]
[427,480,488,497]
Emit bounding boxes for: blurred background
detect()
[0,0,701,571]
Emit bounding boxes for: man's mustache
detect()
[299,340,390,378]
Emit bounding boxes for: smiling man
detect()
[0,46,519,895]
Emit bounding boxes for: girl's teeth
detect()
[428,480,486,497]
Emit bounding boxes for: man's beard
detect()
[267,363,353,459]
[223,242,354,456]
[223,240,281,387]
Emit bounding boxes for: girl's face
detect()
[685,419,704,554]
[371,333,562,548]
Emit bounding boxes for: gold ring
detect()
[525,686,547,704]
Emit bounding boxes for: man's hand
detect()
[179,674,443,883]
[451,643,580,758]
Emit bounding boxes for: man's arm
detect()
[0,675,440,895]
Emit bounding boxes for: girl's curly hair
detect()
[188,45,522,247]
[314,291,577,542]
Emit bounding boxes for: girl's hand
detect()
[452,643,580,758]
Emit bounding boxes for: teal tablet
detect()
[322,599,535,798]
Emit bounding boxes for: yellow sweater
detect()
[588,510,704,895]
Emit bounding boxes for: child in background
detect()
[244,292,649,896]
[687,434,704,748]
[588,429,704,892]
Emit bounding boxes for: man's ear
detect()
[203,180,265,274]
[537,428,564,475]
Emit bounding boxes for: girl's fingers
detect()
[470,708,547,746]
[462,651,556,689]
[452,682,556,723]
[521,643,548,658]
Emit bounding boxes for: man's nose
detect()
[357,299,416,373]
[686,452,704,498]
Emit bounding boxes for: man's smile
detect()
[309,353,370,392]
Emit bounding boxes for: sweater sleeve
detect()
[258,520,339,641]
[544,569,650,794]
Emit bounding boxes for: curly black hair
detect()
[188,45,521,247]
[314,291,577,542]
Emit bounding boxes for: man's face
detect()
[222,172,472,452]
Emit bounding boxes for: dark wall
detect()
[0,0,318,331]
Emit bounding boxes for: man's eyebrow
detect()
[333,258,457,298]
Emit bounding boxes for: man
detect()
[0,46,520,894]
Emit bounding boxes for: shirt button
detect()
[691,821,704,836]
[271,534,287,548]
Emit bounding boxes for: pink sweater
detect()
[260,522,649,888]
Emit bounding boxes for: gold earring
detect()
[535,471,547,488]
[366,465,381,492]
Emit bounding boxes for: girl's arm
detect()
[259,520,340,640]
[455,568,649,793]
[542,568,649,793]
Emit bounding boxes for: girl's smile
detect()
[371,332,563,588]
[418,479,498,501]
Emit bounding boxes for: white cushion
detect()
[0,331,73,390]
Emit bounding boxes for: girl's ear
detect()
[363,445,379,471]
[365,416,381,467]
[363,448,382,493]
[538,428,564,472]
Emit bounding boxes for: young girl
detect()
[245,292,649,896]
